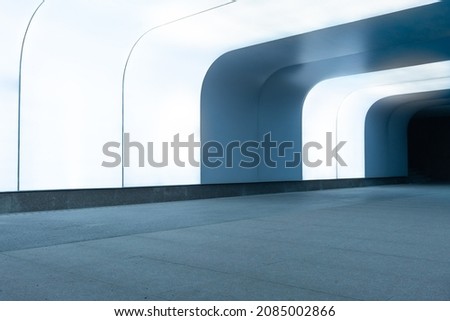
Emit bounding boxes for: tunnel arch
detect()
[201,1,450,184]
[365,90,450,178]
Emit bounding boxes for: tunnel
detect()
[408,100,450,181]
[201,1,450,184]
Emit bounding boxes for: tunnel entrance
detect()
[408,109,450,182]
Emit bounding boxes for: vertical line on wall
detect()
[18,0,45,191]
[121,0,237,188]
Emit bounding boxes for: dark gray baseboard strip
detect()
[0,177,407,214]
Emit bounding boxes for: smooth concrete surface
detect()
[1,184,450,300]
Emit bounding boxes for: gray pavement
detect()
[1,184,450,300]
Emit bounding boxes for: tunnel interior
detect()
[365,90,450,181]
[408,105,450,181]
[201,1,450,184]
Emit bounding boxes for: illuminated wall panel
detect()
[0,0,42,192]
[20,0,126,190]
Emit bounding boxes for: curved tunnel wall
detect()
[365,90,450,178]
[201,1,450,184]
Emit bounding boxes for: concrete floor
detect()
[1,184,450,301]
